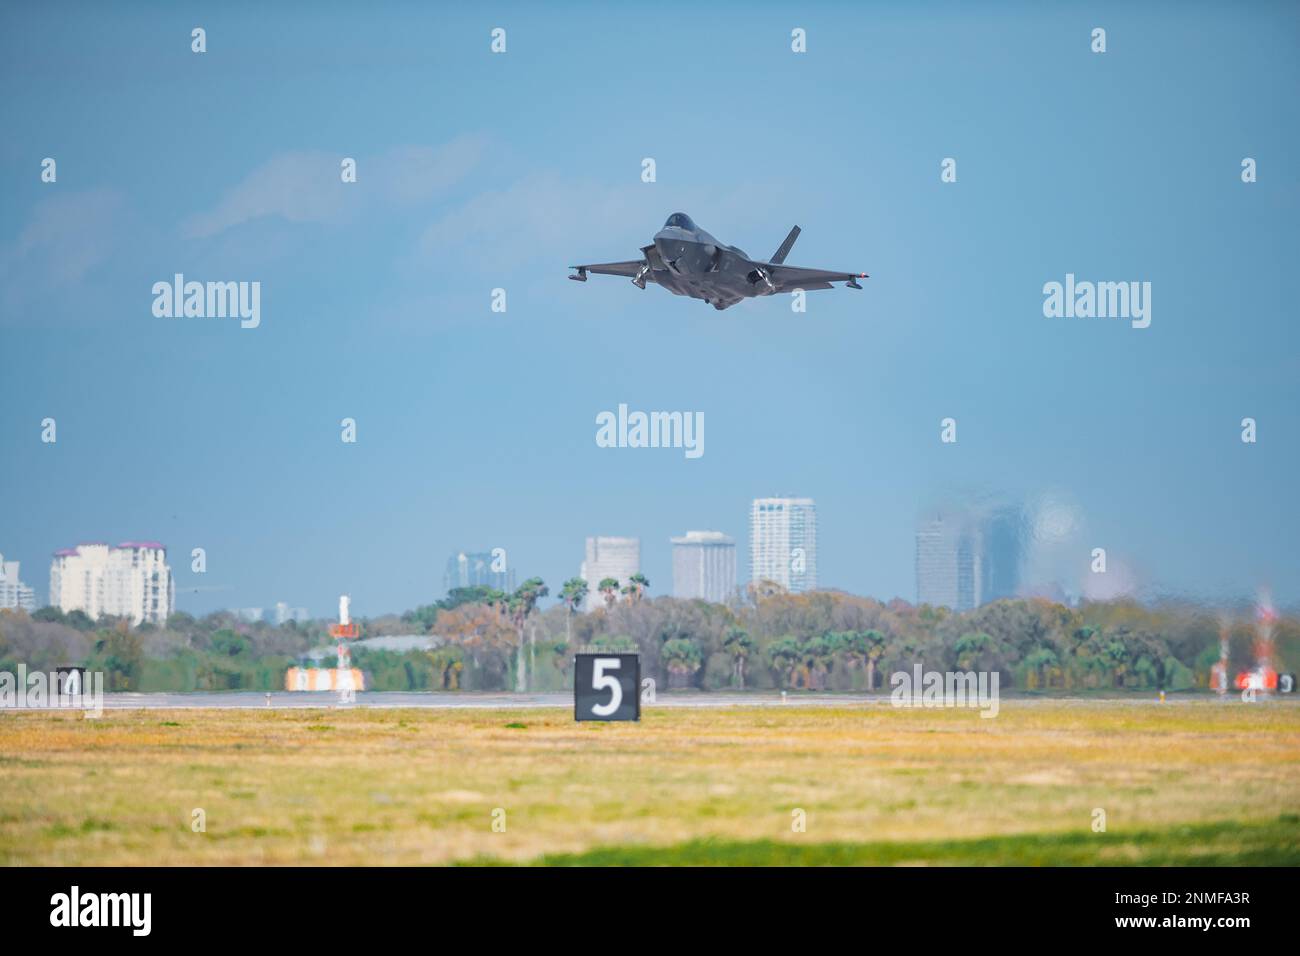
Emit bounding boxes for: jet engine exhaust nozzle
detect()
[747,267,776,294]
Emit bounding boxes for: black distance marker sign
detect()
[574,653,640,721]
[54,666,87,696]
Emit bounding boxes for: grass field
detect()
[1,698,1298,865]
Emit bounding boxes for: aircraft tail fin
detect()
[770,225,801,264]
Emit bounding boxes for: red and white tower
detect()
[1235,589,1279,696]
[331,594,360,701]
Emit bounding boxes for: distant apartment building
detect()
[579,536,640,611]
[915,506,1025,611]
[749,497,817,593]
[671,531,737,604]
[0,555,37,612]
[49,542,174,626]
[443,550,516,596]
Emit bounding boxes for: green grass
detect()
[494,818,1300,866]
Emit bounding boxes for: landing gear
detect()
[631,264,650,289]
[568,267,588,282]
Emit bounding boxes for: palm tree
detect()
[723,627,753,689]
[829,631,867,690]
[552,641,572,688]
[507,578,548,691]
[559,577,589,643]
[1104,638,1130,688]
[768,636,801,689]
[621,572,650,603]
[481,587,509,623]
[862,629,886,692]
[661,638,702,689]
[598,577,620,610]
[801,636,834,690]
[1023,646,1059,689]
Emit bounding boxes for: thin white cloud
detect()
[411,171,641,264]
[181,136,490,239]
[13,188,124,283]
[371,136,488,205]
[181,151,350,238]
[0,188,125,319]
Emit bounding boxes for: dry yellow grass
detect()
[1,699,1297,865]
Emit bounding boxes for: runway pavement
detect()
[1,690,1266,711]
[59,691,881,710]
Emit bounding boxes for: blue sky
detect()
[3,1,1298,616]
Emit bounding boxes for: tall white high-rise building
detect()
[49,541,174,626]
[749,497,818,593]
[0,555,36,612]
[671,531,737,604]
[579,536,641,611]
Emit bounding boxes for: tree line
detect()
[1,580,1294,694]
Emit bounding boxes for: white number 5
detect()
[591,658,622,716]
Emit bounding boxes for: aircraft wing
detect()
[768,264,867,291]
[569,260,645,277]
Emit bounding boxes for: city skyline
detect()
[5,472,1298,617]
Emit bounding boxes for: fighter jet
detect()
[569,213,867,310]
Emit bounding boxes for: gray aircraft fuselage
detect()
[570,213,867,311]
